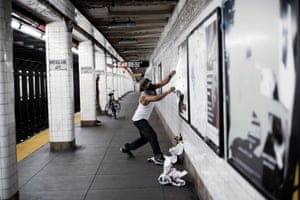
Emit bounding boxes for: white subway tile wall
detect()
[113,68,119,98]
[46,21,75,142]
[79,41,96,121]
[95,50,108,110]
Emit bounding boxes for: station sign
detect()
[81,66,92,74]
[118,61,149,68]
[128,61,149,68]
[49,59,67,71]
[118,61,128,68]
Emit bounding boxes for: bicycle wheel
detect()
[114,101,121,112]
[111,106,117,119]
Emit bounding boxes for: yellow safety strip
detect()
[293,164,299,200]
[16,113,81,162]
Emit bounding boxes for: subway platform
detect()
[17,92,199,200]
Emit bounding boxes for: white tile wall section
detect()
[106,55,112,65]
[95,50,108,110]
[113,68,119,98]
[46,20,75,142]
[78,41,96,121]
[94,50,104,72]
[0,1,18,199]
[106,68,113,94]
[117,69,121,98]
[118,72,122,93]
[118,70,121,97]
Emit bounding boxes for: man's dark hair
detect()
[139,78,151,92]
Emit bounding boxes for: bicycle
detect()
[105,91,121,119]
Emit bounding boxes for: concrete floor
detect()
[18,92,199,200]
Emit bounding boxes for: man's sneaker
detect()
[96,120,102,126]
[153,154,165,165]
[120,143,133,157]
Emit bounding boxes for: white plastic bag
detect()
[158,141,188,187]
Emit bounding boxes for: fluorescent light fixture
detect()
[118,39,137,44]
[11,19,20,29]
[11,17,78,54]
[11,18,44,40]
[108,21,136,29]
[22,25,43,39]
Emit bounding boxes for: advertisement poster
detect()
[204,12,220,148]
[188,20,208,138]
[157,63,162,94]
[188,10,221,151]
[175,40,189,122]
[224,0,298,199]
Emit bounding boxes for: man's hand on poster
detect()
[168,70,176,80]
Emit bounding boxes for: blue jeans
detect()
[128,119,162,156]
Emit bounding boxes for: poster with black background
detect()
[224,0,298,199]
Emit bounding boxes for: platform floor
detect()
[18,92,199,200]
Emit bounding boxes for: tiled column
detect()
[95,49,107,113]
[106,55,114,94]
[119,69,123,96]
[113,66,119,99]
[117,68,121,98]
[46,20,75,151]
[107,67,113,94]
[79,41,96,126]
[0,1,19,199]
[118,69,123,98]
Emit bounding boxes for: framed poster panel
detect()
[153,62,162,94]
[204,9,223,154]
[188,8,222,154]
[175,40,189,122]
[188,16,208,139]
[224,0,298,199]
[156,62,163,94]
